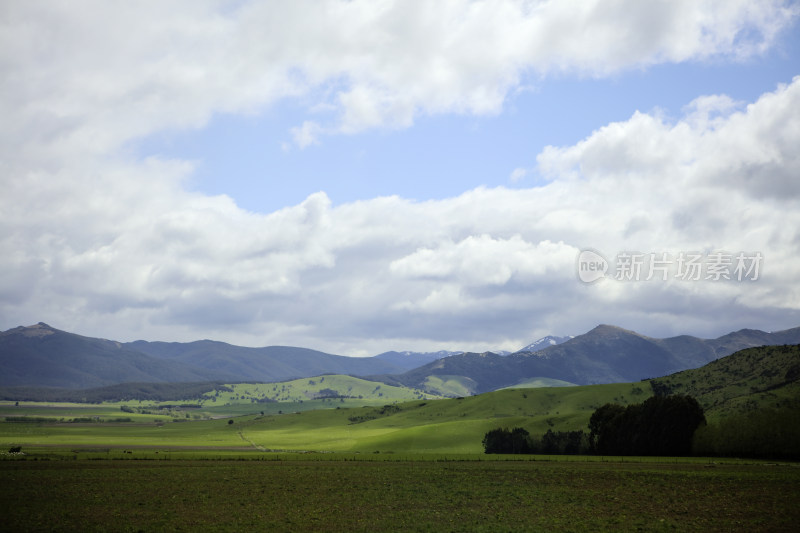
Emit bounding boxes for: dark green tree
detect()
[509,427,533,454]
[588,395,705,456]
[482,427,533,454]
[588,403,625,454]
[537,430,589,454]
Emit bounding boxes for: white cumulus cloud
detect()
[1,2,799,354]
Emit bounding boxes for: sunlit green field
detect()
[0,383,649,453]
[241,383,650,453]
[2,458,798,532]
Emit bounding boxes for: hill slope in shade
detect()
[647,343,800,420]
[0,323,227,388]
[238,344,800,453]
[126,340,404,382]
[382,324,800,394]
[373,350,461,371]
[0,323,403,389]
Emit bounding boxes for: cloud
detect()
[290,121,323,149]
[2,1,795,153]
[509,168,528,183]
[2,2,800,354]
[390,236,575,287]
[287,0,796,136]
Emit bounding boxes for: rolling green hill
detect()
[209,375,441,404]
[239,382,649,453]
[647,344,800,421]
[2,345,797,455]
[226,343,800,453]
[0,374,438,405]
[500,377,577,389]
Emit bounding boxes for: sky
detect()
[2,0,800,356]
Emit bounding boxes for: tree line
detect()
[483,395,705,456]
[588,394,705,456]
[0,382,233,403]
[483,427,590,455]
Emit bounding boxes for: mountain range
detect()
[374,350,463,371]
[378,324,800,395]
[374,346,517,371]
[1,322,799,393]
[0,323,401,388]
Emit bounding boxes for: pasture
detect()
[0,384,650,453]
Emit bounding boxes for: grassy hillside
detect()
[648,344,800,421]
[238,345,799,454]
[0,374,437,405]
[0,382,647,453]
[211,376,440,404]
[0,375,440,426]
[2,345,797,455]
[238,382,649,453]
[501,377,577,389]
[420,375,478,396]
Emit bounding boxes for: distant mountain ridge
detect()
[374,350,463,371]
[3,322,799,392]
[375,346,517,369]
[379,324,800,395]
[126,339,403,382]
[0,323,227,388]
[0,323,402,389]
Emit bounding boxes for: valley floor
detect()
[2,457,798,532]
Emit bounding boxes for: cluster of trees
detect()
[536,430,589,455]
[483,395,706,456]
[482,427,536,454]
[482,428,591,455]
[589,395,705,456]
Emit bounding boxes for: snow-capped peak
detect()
[518,335,572,353]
